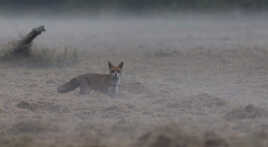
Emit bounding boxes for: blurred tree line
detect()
[1,0,268,10]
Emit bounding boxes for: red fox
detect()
[57,61,124,96]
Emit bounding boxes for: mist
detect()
[0,3,268,147]
[1,11,268,55]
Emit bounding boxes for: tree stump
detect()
[13,25,46,56]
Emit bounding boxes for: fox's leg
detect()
[108,86,119,97]
[79,79,90,95]
[115,86,119,94]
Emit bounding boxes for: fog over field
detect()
[0,12,268,146]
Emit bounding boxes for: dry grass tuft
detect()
[0,41,79,67]
[0,124,267,147]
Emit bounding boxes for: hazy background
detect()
[1,0,268,11]
[0,1,268,147]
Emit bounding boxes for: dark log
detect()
[13,25,46,56]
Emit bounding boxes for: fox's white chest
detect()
[109,78,120,95]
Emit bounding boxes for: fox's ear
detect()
[108,61,113,69]
[118,61,124,69]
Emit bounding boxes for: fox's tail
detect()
[57,78,80,93]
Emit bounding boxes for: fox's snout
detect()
[112,72,120,80]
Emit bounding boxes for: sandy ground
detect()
[0,13,268,146]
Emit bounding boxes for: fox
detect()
[57,61,124,96]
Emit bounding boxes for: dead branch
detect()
[13,25,46,56]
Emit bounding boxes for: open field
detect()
[0,13,268,146]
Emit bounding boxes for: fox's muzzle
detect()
[112,72,120,80]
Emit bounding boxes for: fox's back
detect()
[77,73,115,91]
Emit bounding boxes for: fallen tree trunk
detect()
[13,25,46,56]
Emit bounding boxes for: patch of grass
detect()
[30,47,79,67]
[0,42,79,68]
[136,126,202,147]
[146,48,181,57]
[0,124,267,147]
[0,135,34,147]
